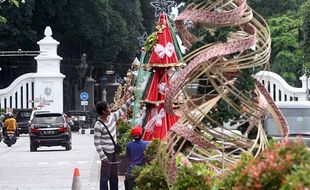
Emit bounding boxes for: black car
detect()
[29,113,72,151]
[15,109,32,135]
[66,110,93,131]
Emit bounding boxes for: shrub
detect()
[134,161,169,190]
[144,138,161,163]
[173,162,217,190]
[280,169,310,190]
[116,119,132,155]
[216,139,310,190]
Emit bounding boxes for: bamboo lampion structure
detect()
[157,0,289,183]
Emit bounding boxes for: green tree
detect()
[0,0,149,88]
[267,12,303,85]
[300,0,310,76]
[0,1,35,50]
[247,0,304,17]
[0,0,19,24]
[140,0,156,34]
[31,0,146,74]
[0,0,36,88]
[272,51,301,85]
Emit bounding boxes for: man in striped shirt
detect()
[94,96,135,190]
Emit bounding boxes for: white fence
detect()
[255,71,308,102]
[0,73,35,109]
[186,71,309,102]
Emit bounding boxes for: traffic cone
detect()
[71,168,82,190]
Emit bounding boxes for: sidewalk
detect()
[87,148,126,190]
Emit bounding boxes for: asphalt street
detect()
[0,131,125,190]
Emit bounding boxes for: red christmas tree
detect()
[141,13,182,140]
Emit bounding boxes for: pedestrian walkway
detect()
[87,149,126,190]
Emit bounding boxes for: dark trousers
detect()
[100,152,118,190]
[124,175,135,190]
[2,127,6,136]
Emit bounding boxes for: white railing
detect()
[254,71,308,102]
[0,73,35,109]
[186,71,308,102]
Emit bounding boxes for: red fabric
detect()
[142,13,180,140]
[143,104,179,141]
[149,14,178,65]
[144,68,168,102]
[131,125,143,137]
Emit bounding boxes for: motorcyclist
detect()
[3,112,17,136]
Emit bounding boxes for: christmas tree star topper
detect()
[150,0,175,17]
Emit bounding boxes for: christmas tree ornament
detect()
[137,32,148,47]
[150,0,175,17]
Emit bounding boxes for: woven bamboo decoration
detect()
[157,0,289,183]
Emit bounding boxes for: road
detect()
[0,131,125,190]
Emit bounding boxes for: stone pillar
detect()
[84,77,95,111]
[105,70,119,103]
[33,26,65,113]
[300,75,310,101]
[74,83,80,110]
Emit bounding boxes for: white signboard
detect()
[81,101,88,106]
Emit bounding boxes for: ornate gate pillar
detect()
[33,26,65,112]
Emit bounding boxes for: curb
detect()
[78,128,95,135]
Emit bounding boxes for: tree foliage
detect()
[140,0,156,34]
[0,1,35,50]
[1,0,309,88]
[0,0,19,25]
[267,12,303,85]
[32,0,145,73]
[0,0,156,89]
[300,0,310,76]
[247,0,304,17]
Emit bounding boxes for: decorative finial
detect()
[150,0,175,17]
[44,26,52,37]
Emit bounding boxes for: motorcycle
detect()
[3,130,17,147]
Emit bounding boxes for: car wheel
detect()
[65,144,72,151]
[30,143,37,152]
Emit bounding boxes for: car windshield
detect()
[265,108,310,135]
[33,114,64,125]
[17,111,31,121]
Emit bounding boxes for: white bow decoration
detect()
[154,42,175,59]
[145,108,166,132]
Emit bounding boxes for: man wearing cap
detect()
[125,125,149,190]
